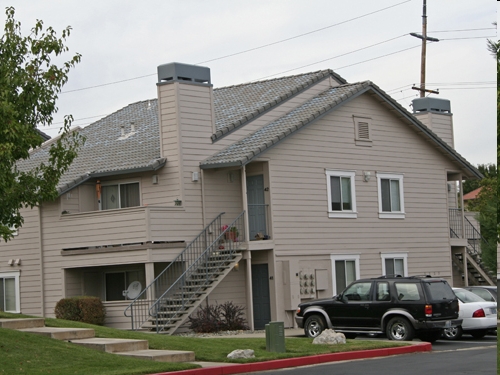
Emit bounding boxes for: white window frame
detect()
[330,254,360,295]
[325,170,357,218]
[0,271,21,313]
[100,181,141,210]
[381,252,408,277]
[376,172,405,219]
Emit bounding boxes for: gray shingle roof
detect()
[19,68,480,196]
[201,82,370,169]
[213,69,346,140]
[18,99,163,195]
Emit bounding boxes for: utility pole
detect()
[411,0,439,96]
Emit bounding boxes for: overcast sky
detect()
[4,0,497,166]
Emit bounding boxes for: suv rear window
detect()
[424,280,455,300]
[395,282,423,301]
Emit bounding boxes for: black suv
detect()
[295,275,461,342]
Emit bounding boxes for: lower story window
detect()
[105,270,144,301]
[381,253,408,276]
[331,255,360,294]
[0,271,20,313]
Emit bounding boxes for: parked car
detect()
[295,275,461,342]
[463,286,497,302]
[442,288,497,340]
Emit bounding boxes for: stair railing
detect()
[124,212,245,331]
[124,212,225,330]
[150,211,245,333]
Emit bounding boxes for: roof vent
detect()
[412,97,451,114]
[157,62,211,85]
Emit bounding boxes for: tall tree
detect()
[0,7,84,241]
[462,163,497,195]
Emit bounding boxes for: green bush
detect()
[55,297,105,325]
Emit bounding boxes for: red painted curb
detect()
[150,342,432,375]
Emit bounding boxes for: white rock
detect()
[227,349,255,359]
[312,329,346,345]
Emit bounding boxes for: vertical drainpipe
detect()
[459,178,468,286]
[201,169,206,227]
[241,164,254,330]
[37,205,45,316]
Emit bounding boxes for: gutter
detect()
[57,157,167,196]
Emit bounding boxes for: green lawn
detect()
[0,312,407,375]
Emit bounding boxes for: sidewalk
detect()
[152,329,432,375]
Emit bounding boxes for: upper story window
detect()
[326,170,357,218]
[376,173,405,219]
[101,182,140,210]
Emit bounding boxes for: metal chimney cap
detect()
[157,62,211,85]
[412,97,451,114]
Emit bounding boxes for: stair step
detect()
[19,327,95,340]
[0,318,45,330]
[116,349,195,362]
[70,338,149,353]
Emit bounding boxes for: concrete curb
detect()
[150,342,432,375]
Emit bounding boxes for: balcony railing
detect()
[449,209,487,255]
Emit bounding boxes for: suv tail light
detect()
[424,304,432,317]
[472,308,485,318]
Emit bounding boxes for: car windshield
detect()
[424,280,455,300]
[453,288,486,303]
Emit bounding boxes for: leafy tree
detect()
[0,7,84,241]
[475,176,497,272]
[462,163,497,195]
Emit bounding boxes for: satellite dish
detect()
[125,281,142,299]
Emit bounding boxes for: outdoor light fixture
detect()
[174,199,182,206]
[363,171,371,182]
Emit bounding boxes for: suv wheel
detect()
[304,315,325,338]
[442,326,463,340]
[386,316,415,341]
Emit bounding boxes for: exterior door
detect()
[251,264,271,329]
[247,175,266,240]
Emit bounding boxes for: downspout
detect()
[201,169,206,227]
[37,205,45,316]
[241,165,254,330]
[459,178,468,286]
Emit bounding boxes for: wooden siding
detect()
[414,112,455,148]
[260,92,458,297]
[0,207,43,316]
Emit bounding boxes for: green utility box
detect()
[265,321,285,353]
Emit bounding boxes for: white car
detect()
[442,287,497,340]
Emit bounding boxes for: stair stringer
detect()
[150,252,243,335]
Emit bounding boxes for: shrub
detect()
[188,301,248,333]
[54,296,105,325]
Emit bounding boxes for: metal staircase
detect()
[449,209,495,286]
[124,211,245,334]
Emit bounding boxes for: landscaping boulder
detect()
[312,329,346,345]
[227,349,255,359]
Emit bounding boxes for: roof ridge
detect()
[214,69,333,91]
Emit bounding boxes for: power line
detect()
[60,0,412,94]
[196,0,412,65]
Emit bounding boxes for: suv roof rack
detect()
[408,275,433,279]
[376,274,403,279]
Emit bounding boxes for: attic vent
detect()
[357,122,370,140]
[353,116,372,147]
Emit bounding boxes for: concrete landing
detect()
[19,327,95,340]
[0,318,45,329]
[116,349,195,362]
